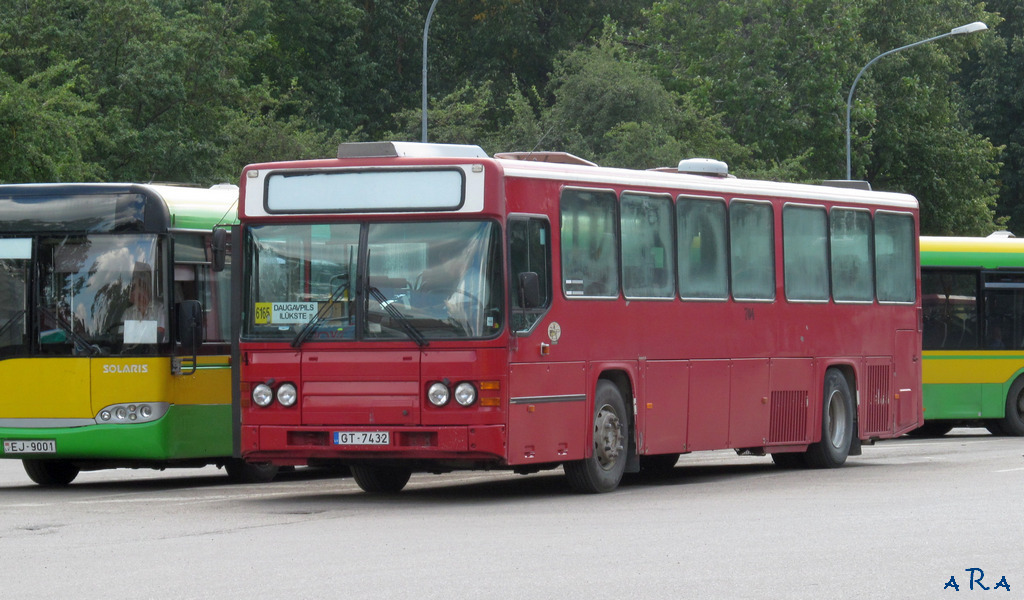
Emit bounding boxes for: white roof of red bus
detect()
[494,153,918,209]
[245,141,919,211]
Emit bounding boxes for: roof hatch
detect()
[676,158,729,177]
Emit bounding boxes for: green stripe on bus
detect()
[0,404,232,460]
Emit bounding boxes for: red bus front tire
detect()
[565,380,628,493]
[351,465,412,493]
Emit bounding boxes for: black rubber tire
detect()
[225,459,279,483]
[905,422,955,438]
[805,369,855,469]
[999,377,1024,436]
[564,380,628,493]
[351,465,412,493]
[23,459,79,486]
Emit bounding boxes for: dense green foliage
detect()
[0,0,1016,234]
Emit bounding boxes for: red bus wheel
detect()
[565,380,628,493]
[805,369,854,469]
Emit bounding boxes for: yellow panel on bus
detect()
[90,357,230,411]
[167,357,231,406]
[922,351,1024,385]
[90,358,169,413]
[0,358,91,419]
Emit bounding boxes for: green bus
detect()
[0,183,276,484]
[920,234,1024,436]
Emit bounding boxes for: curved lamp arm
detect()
[844,22,987,180]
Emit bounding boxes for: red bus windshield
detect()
[244,220,503,343]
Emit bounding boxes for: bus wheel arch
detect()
[23,459,79,486]
[565,375,631,493]
[998,375,1024,436]
[805,367,855,469]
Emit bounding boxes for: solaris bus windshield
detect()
[245,221,503,342]
[0,234,167,356]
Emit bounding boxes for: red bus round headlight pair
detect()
[252,382,297,407]
[427,381,476,407]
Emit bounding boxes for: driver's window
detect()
[510,217,551,332]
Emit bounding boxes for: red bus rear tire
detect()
[805,369,854,469]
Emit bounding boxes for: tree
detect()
[0,0,333,185]
[0,59,104,182]
[637,0,865,180]
[961,0,1024,233]
[536,26,744,169]
[853,0,1001,234]
[637,0,1001,233]
[388,81,496,147]
[247,0,370,133]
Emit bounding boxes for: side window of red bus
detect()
[783,204,829,302]
[875,212,916,303]
[510,217,551,332]
[830,208,874,302]
[560,189,619,298]
[621,193,674,299]
[677,197,728,300]
[730,200,775,301]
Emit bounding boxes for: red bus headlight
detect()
[277,383,297,407]
[252,383,273,407]
[454,382,477,406]
[427,382,450,406]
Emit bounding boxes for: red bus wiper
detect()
[292,278,350,348]
[368,286,429,348]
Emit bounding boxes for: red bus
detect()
[235,141,922,493]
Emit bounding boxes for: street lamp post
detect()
[422,0,441,143]
[844,21,988,181]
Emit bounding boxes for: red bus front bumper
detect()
[241,424,508,465]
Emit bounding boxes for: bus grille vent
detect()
[769,391,808,443]
[864,365,892,434]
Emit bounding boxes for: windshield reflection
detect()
[37,235,166,354]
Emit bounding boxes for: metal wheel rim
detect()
[594,404,624,471]
[825,389,849,448]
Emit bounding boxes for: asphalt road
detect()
[1,429,1021,599]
